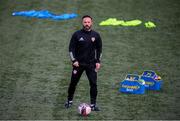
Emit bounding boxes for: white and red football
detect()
[78,103,91,116]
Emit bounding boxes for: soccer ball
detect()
[78,103,91,116]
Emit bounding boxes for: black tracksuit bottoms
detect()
[67,63,97,104]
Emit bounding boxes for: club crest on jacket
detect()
[91,37,95,42]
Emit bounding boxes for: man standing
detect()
[65,15,102,111]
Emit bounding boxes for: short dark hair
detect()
[82,15,92,20]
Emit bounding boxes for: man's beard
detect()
[83,25,91,31]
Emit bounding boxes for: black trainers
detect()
[90,104,100,111]
[65,101,73,108]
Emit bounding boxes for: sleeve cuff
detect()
[96,59,100,63]
[72,60,77,63]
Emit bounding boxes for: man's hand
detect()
[73,61,79,67]
[95,63,101,72]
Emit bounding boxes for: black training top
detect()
[69,29,102,64]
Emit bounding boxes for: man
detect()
[65,15,102,111]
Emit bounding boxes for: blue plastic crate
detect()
[140,70,163,90]
[120,74,145,94]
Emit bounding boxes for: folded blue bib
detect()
[12,10,78,20]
